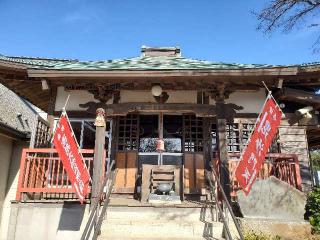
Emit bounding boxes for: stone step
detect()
[99,237,223,240]
[99,221,224,239]
[99,206,223,239]
[106,206,218,223]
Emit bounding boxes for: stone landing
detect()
[98,206,224,240]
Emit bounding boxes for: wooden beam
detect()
[27,67,298,78]
[277,87,320,106]
[79,102,217,117]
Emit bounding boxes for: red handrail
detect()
[16,148,106,201]
[212,152,302,197]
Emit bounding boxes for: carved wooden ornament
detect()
[94,108,106,127]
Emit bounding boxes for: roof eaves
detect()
[0,121,31,140]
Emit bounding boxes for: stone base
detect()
[148,193,181,205]
[238,218,313,240]
[237,176,307,221]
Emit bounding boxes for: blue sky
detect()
[0,0,319,65]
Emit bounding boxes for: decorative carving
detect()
[79,102,108,115]
[64,83,121,103]
[89,86,114,103]
[216,102,243,122]
[113,91,120,104]
[154,92,169,103]
[209,83,233,101]
[95,108,106,127]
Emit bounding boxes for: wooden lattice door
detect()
[183,115,205,194]
[114,114,139,193]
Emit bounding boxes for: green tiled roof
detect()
[0,54,283,70]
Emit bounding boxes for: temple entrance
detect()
[113,113,206,201]
[138,114,183,202]
[138,114,183,169]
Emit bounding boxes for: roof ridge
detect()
[0,54,78,62]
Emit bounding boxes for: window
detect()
[183,115,204,152]
[68,119,110,149]
[210,120,279,155]
[117,114,139,151]
[163,115,182,153]
[227,123,240,152]
[139,115,158,152]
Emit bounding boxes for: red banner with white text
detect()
[235,95,282,195]
[52,114,90,203]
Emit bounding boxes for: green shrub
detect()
[244,230,282,240]
[306,187,320,234]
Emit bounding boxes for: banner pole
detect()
[52,94,93,183]
[64,112,93,183]
[237,92,270,163]
[235,83,284,195]
[262,81,271,93]
[262,81,284,115]
[62,94,70,113]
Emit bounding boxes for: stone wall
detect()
[7,203,89,240]
[279,120,312,192]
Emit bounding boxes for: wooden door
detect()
[113,114,139,193]
[184,153,205,194]
[114,151,138,193]
[183,115,205,195]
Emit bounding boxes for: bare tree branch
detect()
[255,0,320,51]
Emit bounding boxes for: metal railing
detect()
[81,160,117,240]
[206,167,244,240]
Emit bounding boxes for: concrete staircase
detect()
[98,206,224,240]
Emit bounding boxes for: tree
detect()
[255,0,320,52]
[311,149,320,171]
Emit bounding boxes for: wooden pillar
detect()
[47,85,57,135]
[216,103,231,201]
[213,84,232,201]
[91,108,106,209]
[203,117,212,169]
[110,116,118,165]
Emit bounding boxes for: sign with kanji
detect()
[52,114,90,203]
[235,95,282,195]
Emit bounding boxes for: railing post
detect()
[292,154,303,191]
[16,149,28,201]
[91,108,106,210]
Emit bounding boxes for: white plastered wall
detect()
[0,137,27,240]
[55,87,263,113]
[0,135,13,240]
[120,90,197,104]
[210,88,266,113]
[55,87,113,111]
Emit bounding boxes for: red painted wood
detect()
[212,152,303,198]
[16,148,101,201]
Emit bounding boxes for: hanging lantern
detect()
[151,84,163,97]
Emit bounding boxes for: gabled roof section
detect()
[0,54,280,71]
[0,84,39,139]
[0,54,78,68]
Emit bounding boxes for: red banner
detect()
[235,95,282,195]
[52,114,90,203]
